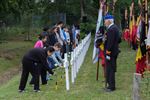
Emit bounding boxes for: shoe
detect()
[18,89,25,93]
[46,77,50,81]
[101,80,105,83]
[34,89,41,92]
[29,83,34,87]
[29,82,34,86]
[104,88,115,92]
[42,83,48,85]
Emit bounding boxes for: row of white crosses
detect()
[63,33,91,91]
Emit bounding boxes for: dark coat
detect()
[22,48,53,74]
[46,32,58,46]
[104,24,120,57]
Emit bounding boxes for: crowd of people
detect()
[18,21,80,92]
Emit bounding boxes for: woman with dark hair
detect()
[46,27,58,46]
[54,26,63,46]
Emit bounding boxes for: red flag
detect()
[136,56,147,76]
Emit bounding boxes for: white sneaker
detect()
[34,89,41,92]
[18,89,25,93]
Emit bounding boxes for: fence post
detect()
[64,53,69,91]
[71,52,74,84]
[76,46,80,73]
[69,33,91,86]
[133,73,141,100]
[74,48,77,79]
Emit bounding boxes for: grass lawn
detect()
[0,41,34,84]
[0,41,34,73]
[0,41,137,100]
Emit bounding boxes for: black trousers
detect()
[106,57,117,90]
[19,58,41,90]
[30,67,47,85]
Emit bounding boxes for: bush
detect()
[80,22,96,35]
[0,26,40,41]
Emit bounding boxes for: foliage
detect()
[0,0,149,40]
[80,22,96,35]
[0,41,34,73]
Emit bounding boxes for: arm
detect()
[51,53,62,66]
[39,53,54,74]
[59,28,65,41]
[56,51,64,63]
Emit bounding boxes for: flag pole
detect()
[96,0,102,81]
[96,0,107,87]
[96,58,100,81]
[102,0,107,88]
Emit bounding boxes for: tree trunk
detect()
[80,0,85,21]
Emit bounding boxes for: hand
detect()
[48,69,54,75]
[99,1,103,9]
[106,55,111,61]
[34,62,38,66]
[54,64,58,67]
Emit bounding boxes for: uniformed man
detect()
[18,47,54,92]
[104,14,120,92]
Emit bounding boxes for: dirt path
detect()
[0,66,21,85]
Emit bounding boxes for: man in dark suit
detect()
[18,47,54,92]
[104,14,120,92]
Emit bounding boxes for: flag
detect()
[131,16,137,44]
[131,15,141,44]
[140,20,147,56]
[136,46,142,62]
[136,55,146,75]
[92,7,103,63]
[129,17,133,42]
[146,20,150,66]
[129,3,133,43]
[135,0,149,75]
[135,19,147,75]
[147,21,150,46]
[122,8,130,41]
[136,16,142,41]
[123,29,130,41]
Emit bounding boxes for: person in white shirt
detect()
[56,21,67,59]
[64,26,71,53]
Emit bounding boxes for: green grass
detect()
[0,41,34,74]
[0,41,138,100]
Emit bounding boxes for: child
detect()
[47,42,64,69]
[46,43,64,80]
[64,26,70,53]
[34,34,47,48]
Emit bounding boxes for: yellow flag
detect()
[136,46,142,62]
[136,15,141,26]
[99,43,104,51]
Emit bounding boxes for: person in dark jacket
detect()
[104,14,120,92]
[46,27,58,47]
[18,47,54,92]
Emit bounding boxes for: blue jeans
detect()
[47,57,56,69]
